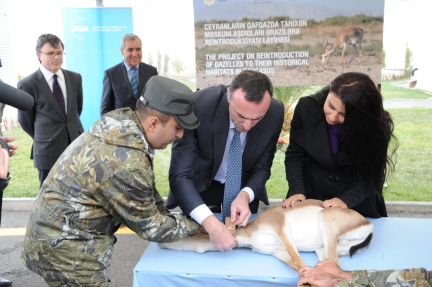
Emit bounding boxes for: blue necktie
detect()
[52,74,66,118]
[130,67,138,98]
[223,129,242,223]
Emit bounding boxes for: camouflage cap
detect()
[139,76,200,129]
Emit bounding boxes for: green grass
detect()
[4,108,432,202]
[383,108,432,201]
[3,128,39,197]
[381,77,431,100]
[153,147,172,196]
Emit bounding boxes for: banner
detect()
[62,8,133,130]
[193,0,385,88]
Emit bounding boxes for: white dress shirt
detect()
[190,117,255,224]
[39,65,67,114]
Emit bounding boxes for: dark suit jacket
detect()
[100,62,157,116]
[285,93,387,218]
[18,68,84,170]
[167,85,285,215]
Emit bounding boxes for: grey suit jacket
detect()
[100,62,158,116]
[167,85,285,215]
[18,68,84,170]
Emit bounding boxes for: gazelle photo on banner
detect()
[194,0,385,88]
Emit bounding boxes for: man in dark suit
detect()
[167,70,284,252]
[18,34,84,187]
[100,33,158,116]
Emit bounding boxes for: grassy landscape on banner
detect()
[193,0,385,88]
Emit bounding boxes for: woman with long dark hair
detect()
[282,72,398,217]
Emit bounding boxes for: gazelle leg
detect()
[325,238,341,266]
[349,46,357,63]
[272,250,304,271]
[315,246,326,261]
[359,43,362,63]
[341,44,347,64]
[277,232,306,271]
[318,213,341,266]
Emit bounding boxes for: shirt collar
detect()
[39,64,64,81]
[124,61,140,72]
[327,123,342,133]
[229,116,235,130]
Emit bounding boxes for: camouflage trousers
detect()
[44,277,109,287]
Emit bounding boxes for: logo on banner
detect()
[71,18,89,39]
[204,0,215,6]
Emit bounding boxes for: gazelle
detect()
[158,199,373,272]
[320,27,364,64]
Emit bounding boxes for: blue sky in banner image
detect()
[193,0,384,22]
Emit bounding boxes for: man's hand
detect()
[230,191,251,226]
[297,266,344,287]
[201,215,237,252]
[0,136,18,156]
[0,148,10,178]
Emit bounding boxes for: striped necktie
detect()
[222,129,242,223]
[130,67,138,98]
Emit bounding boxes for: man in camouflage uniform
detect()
[297,260,431,287]
[21,76,201,287]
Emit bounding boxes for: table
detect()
[133,215,432,287]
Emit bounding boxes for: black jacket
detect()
[285,94,387,218]
[100,62,158,116]
[18,69,84,170]
[167,85,285,215]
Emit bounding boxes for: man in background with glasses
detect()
[18,34,84,187]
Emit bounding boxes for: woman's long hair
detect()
[314,72,398,197]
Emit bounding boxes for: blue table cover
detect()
[133,215,432,287]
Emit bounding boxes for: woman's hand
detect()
[281,194,306,209]
[321,198,347,209]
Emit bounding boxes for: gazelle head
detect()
[319,38,332,64]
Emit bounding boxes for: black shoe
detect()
[0,277,12,286]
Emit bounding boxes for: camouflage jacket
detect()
[338,268,431,287]
[21,108,200,285]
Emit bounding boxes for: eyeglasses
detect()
[39,51,65,58]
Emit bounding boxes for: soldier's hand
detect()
[297,266,343,287]
[315,260,352,281]
[202,215,236,252]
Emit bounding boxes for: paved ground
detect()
[0,210,149,287]
[383,97,432,109]
[383,80,432,109]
